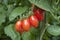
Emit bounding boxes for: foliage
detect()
[0,0,60,40]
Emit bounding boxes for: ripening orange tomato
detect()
[29,15,39,28]
[15,20,24,34]
[22,19,30,32]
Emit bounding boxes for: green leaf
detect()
[3,0,8,5]
[7,4,14,16]
[4,24,21,40]
[0,26,4,37]
[47,25,60,36]
[22,32,31,40]
[22,32,35,40]
[9,6,28,21]
[30,27,39,35]
[0,0,2,3]
[21,0,31,7]
[0,5,6,25]
[0,13,6,25]
[29,0,52,12]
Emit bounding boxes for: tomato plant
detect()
[0,0,60,40]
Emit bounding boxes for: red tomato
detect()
[33,8,44,21]
[38,8,45,14]
[22,19,30,32]
[15,20,24,34]
[29,15,39,28]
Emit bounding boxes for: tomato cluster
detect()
[15,8,44,34]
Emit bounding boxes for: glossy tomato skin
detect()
[29,15,39,28]
[22,19,30,32]
[15,20,24,34]
[33,8,44,21]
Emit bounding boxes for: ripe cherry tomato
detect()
[29,15,39,28]
[15,20,24,34]
[33,8,44,21]
[22,19,30,32]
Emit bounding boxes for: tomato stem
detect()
[40,13,47,40]
[50,11,60,23]
[20,34,23,40]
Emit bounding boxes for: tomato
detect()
[29,15,39,28]
[15,20,24,34]
[33,8,44,21]
[22,19,30,32]
[38,8,44,14]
